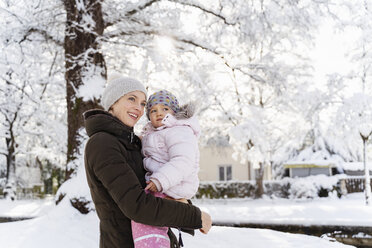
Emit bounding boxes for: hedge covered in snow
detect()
[195,175,346,199]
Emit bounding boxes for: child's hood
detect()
[143,102,201,137]
[163,102,200,137]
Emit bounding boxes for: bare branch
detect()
[169,0,236,25]
[105,0,235,31]
[39,51,59,101]
[20,27,63,46]
[0,76,38,104]
[0,6,25,25]
[105,0,160,28]
[214,95,238,126]
[125,0,160,16]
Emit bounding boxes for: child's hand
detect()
[145,181,158,192]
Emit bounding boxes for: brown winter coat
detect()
[83,109,202,248]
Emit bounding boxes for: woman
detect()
[83,74,211,248]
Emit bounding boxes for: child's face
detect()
[149,104,175,128]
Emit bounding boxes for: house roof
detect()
[342,162,372,171]
[283,161,336,169]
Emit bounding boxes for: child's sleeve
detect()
[150,126,198,193]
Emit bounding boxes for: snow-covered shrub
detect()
[290,175,345,199]
[196,181,256,199]
[197,175,344,199]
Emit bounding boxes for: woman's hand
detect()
[200,211,212,234]
[164,196,188,204]
[145,181,158,192]
[175,198,188,204]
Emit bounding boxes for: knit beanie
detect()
[101,73,147,111]
[146,90,179,118]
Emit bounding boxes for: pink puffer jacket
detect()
[141,104,200,199]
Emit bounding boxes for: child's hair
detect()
[146,90,179,119]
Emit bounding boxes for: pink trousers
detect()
[131,191,170,248]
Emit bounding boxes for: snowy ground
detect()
[1,193,370,248]
[193,193,372,227]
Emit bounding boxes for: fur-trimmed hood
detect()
[174,102,196,120]
[142,102,200,137]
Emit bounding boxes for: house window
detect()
[219,165,232,181]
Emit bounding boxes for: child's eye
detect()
[164,107,169,111]
[150,109,156,113]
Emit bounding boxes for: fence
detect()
[340,176,372,194]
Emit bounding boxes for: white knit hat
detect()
[101,73,147,111]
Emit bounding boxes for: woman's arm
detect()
[85,132,203,229]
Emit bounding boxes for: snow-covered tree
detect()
[334,94,372,204]
[0,53,64,200]
[61,0,334,200]
[0,0,66,200]
[58,0,330,205]
[331,0,372,205]
[1,0,349,208]
[101,0,333,197]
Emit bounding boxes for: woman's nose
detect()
[134,102,143,112]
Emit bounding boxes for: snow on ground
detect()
[0,199,99,248]
[193,193,372,227]
[0,196,54,218]
[0,193,369,248]
[182,226,354,248]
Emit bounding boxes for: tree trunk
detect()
[58,0,106,213]
[255,162,265,198]
[5,134,16,200]
[63,0,106,179]
[363,138,371,205]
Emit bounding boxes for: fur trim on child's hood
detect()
[174,101,197,120]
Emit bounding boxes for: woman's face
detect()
[109,91,146,127]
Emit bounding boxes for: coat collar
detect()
[83,109,141,150]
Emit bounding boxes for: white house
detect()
[198,145,272,181]
[283,160,337,178]
[282,135,351,178]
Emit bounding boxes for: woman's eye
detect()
[141,102,146,107]
[128,97,135,101]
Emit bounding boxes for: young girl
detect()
[131,90,201,248]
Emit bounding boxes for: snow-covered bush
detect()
[196,181,257,199]
[286,175,341,199]
[197,175,344,199]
